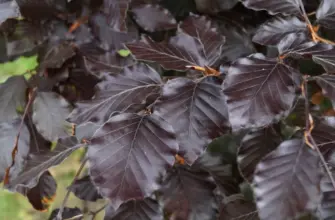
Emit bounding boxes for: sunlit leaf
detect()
[0,76,27,123]
[32,92,72,141]
[88,113,178,209]
[0,0,21,25]
[68,63,162,125]
[0,55,38,83]
[132,4,177,32]
[104,199,162,220]
[159,165,217,220]
[241,0,302,16]
[253,16,307,46]
[253,139,321,220]
[154,76,230,164]
[222,53,299,130]
[69,175,102,202]
[237,126,281,182]
[316,0,335,29]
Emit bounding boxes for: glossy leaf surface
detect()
[316,0,335,29]
[241,0,301,16]
[69,175,102,202]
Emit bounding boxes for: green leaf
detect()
[117,49,131,57]
[0,56,38,84]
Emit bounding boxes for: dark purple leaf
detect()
[39,42,75,69]
[241,0,302,16]
[17,171,57,211]
[253,139,321,220]
[32,92,72,141]
[104,198,162,220]
[7,136,81,190]
[79,43,135,78]
[218,23,255,63]
[253,16,307,46]
[159,165,217,220]
[159,0,196,19]
[180,14,225,67]
[0,118,30,182]
[0,76,27,123]
[315,74,335,104]
[16,0,67,19]
[237,126,281,182]
[103,0,130,32]
[311,119,335,161]
[154,76,230,164]
[316,0,335,29]
[195,0,238,14]
[132,4,177,32]
[89,13,139,50]
[127,14,225,71]
[68,63,162,125]
[318,173,335,220]
[88,113,178,209]
[278,33,335,73]
[192,151,240,196]
[69,175,102,202]
[218,195,259,220]
[222,53,299,130]
[0,0,21,25]
[49,207,83,220]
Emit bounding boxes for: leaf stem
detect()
[56,158,88,220]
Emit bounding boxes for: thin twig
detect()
[56,158,88,220]
[4,88,37,185]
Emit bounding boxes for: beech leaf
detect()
[316,0,335,29]
[241,0,302,16]
[103,0,130,32]
[69,175,102,202]
[253,139,321,220]
[154,76,230,164]
[88,113,178,209]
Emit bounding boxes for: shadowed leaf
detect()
[219,195,259,220]
[159,165,217,220]
[104,199,162,220]
[132,4,177,32]
[195,0,238,14]
[315,75,335,104]
[0,76,27,123]
[154,76,230,164]
[88,113,178,209]
[68,63,162,125]
[316,0,335,29]
[253,16,307,46]
[69,175,102,202]
[237,126,281,182]
[222,53,298,130]
[103,0,130,32]
[253,139,321,220]
[318,173,335,220]
[49,207,82,220]
[32,92,72,141]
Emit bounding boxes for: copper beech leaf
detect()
[0,118,30,183]
[154,76,230,164]
[0,76,27,123]
[253,139,321,220]
[237,126,281,182]
[195,0,238,14]
[318,173,335,220]
[241,0,302,16]
[278,33,335,73]
[17,171,57,211]
[103,0,130,32]
[159,165,217,220]
[68,63,162,125]
[104,199,162,220]
[316,0,335,29]
[69,175,102,202]
[126,14,224,71]
[218,196,259,220]
[32,92,72,142]
[0,0,21,25]
[222,53,298,130]
[7,136,81,190]
[252,16,307,46]
[131,4,177,32]
[88,113,178,209]
[315,74,335,104]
